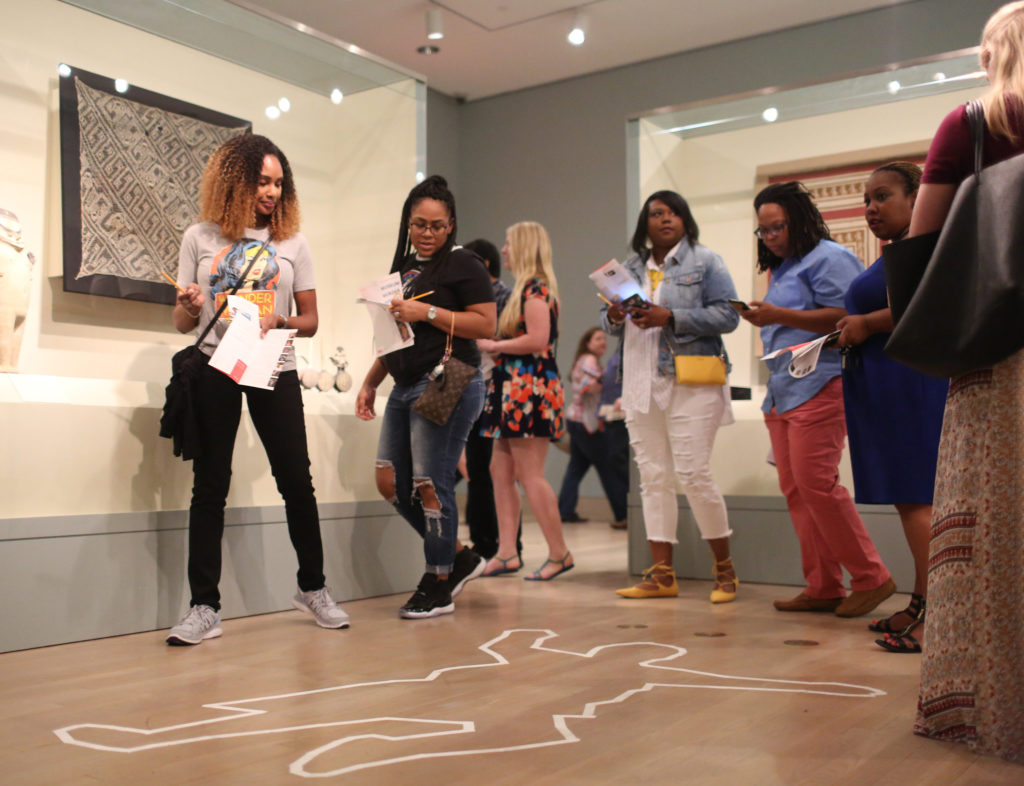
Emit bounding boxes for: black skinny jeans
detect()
[188,364,325,610]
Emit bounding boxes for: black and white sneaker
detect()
[449,548,486,598]
[399,573,454,619]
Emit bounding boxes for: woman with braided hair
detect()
[740,181,894,619]
[356,175,496,619]
[836,162,947,652]
[167,133,349,645]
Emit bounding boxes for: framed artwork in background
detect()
[59,65,250,304]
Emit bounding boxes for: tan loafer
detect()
[835,577,897,618]
[773,592,843,612]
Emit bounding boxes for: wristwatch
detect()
[427,305,438,322]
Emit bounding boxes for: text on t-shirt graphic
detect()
[210,239,279,319]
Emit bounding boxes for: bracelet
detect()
[182,305,199,319]
[281,315,289,329]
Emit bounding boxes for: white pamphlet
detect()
[357,272,415,357]
[588,259,647,308]
[761,331,841,378]
[208,295,296,389]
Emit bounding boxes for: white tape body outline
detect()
[54,628,885,778]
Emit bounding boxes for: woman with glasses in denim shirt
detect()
[602,191,740,603]
[740,181,893,619]
[356,175,496,619]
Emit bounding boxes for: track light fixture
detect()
[568,9,586,46]
[426,8,443,41]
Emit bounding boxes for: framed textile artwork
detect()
[59,66,250,304]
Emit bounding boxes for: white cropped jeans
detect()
[625,384,732,543]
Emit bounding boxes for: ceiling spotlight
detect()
[568,10,586,46]
[933,72,947,83]
[762,107,779,123]
[330,88,344,104]
[265,105,281,119]
[114,78,129,93]
[887,79,901,95]
[278,97,291,112]
[426,8,443,40]
[417,44,440,55]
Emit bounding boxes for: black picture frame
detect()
[58,65,250,304]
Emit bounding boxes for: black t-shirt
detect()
[382,247,495,387]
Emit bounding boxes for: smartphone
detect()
[728,298,751,311]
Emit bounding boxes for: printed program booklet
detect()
[588,259,647,309]
[357,272,415,357]
[761,331,841,378]
[208,295,296,389]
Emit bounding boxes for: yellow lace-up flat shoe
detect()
[615,562,678,598]
[710,557,738,604]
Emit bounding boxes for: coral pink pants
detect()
[764,377,890,598]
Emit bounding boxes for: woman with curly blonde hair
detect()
[167,133,349,645]
[907,2,1024,761]
[479,221,572,580]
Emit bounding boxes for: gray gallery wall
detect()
[426,0,1001,499]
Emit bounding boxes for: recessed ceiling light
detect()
[330,88,344,104]
[417,44,440,55]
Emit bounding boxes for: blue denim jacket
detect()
[601,242,740,377]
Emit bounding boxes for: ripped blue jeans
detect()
[376,371,485,573]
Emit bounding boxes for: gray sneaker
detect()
[292,587,350,629]
[166,604,222,646]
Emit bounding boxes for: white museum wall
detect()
[0,0,423,650]
[634,85,983,498]
[0,0,419,517]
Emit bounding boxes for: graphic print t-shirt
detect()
[177,222,315,372]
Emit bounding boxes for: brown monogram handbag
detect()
[411,312,477,425]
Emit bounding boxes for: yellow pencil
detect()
[407,290,435,302]
[597,293,613,306]
[159,270,185,293]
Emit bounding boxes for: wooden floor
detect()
[2,519,1021,786]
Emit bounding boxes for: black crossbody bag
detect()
[159,238,271,459]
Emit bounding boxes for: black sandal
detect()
[868,592,925,633]
[875,612,925,653]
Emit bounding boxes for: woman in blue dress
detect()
[836,162,948,652]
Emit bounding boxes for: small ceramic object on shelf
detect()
[330,346,352,392]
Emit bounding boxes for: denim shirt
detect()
[760,239,862,414]
[601,242,740,377]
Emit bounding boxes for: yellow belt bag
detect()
[674,354,727,385]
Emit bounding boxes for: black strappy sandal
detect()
[868,592,925,633]
[875,611,925,653]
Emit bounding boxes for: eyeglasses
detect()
[409,220,451,235]
[753,223,787,240]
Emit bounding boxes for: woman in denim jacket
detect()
[602,190,740,602]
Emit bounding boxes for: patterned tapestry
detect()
[59,67,250,304]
